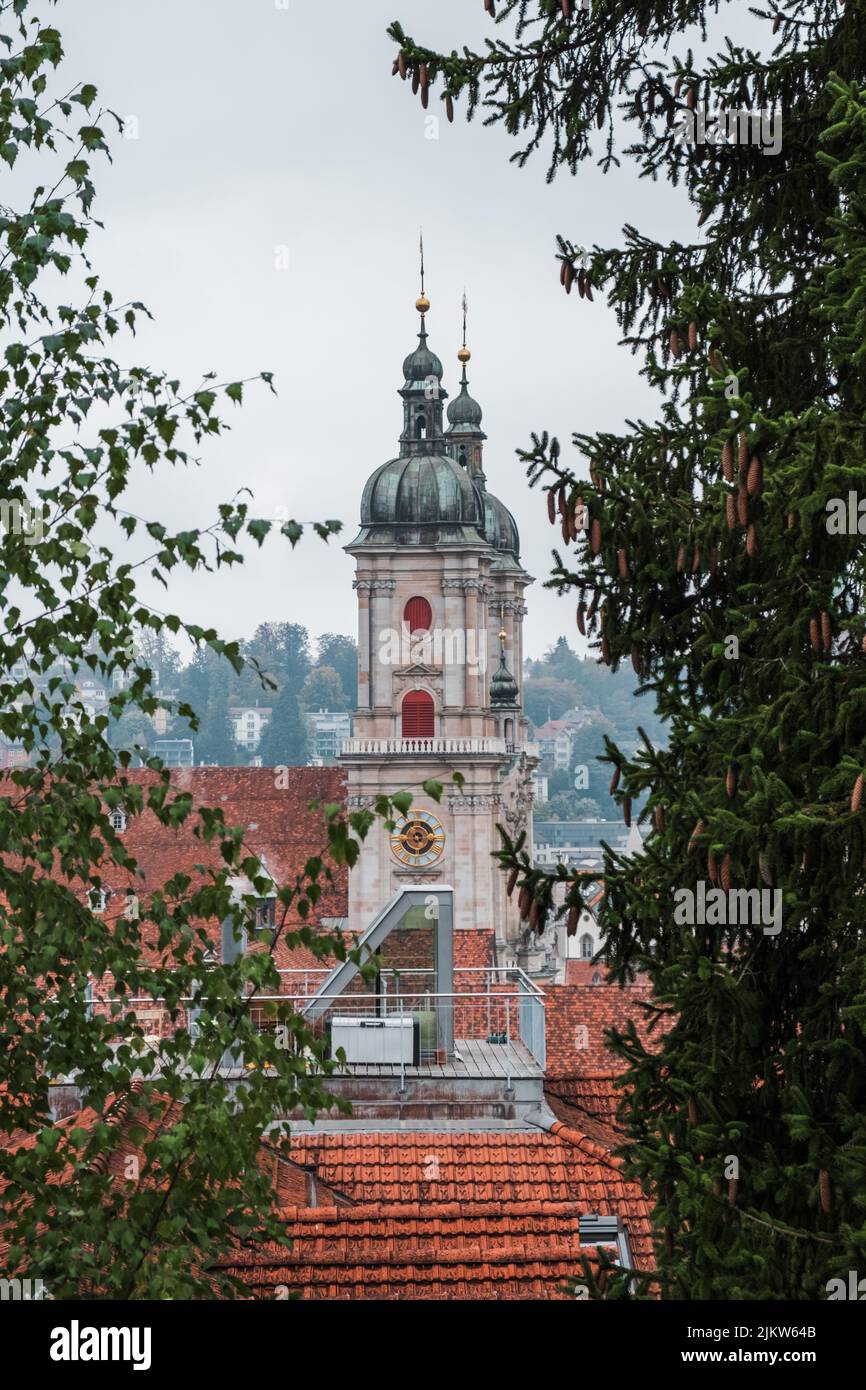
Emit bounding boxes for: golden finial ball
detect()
[457,345,471,363]
[416,294,430,314]
[499,628,508,641]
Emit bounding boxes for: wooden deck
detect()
[329,1037,542,1080]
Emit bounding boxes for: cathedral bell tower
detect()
[341,274,536,954]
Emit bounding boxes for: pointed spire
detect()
[415,229,430,318]
[447,289,484,444]
[490,627,520,708]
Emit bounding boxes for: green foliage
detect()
[394,1,866,1297]
[0,0,398,1300]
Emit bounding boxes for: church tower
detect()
[342,278,536,955]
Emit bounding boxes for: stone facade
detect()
[341,294,536,956]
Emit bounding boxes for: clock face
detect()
[391,810,446,867]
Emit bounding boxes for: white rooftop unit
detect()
[331,1016,414,1064]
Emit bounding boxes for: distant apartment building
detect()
[0,733,28,769]
[154,738,194,768]
[306,709,351,765]
[533,719,574,771]
[534,818,643,871]
[230,704,272,753]
[532,770,549,805]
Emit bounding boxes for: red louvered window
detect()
[402,690,435,737]
[403,596,432,634]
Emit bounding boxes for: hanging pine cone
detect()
[528,897,542,932]
[747,454,763,497]
[686,86,696,110]
[564,261,575,294]
[728,1175,739,1207]
[623,796,632,828]
[577,603,586,636]
[726,494,736,530]
[722,440,734,482]
[726,766,738,799]
[485,0,496,13]
[737,486,749,526]
[577,267,586,299]
[561,513,571,544]
[809,617,821,653]
[676,543,686,572]
[566,901,579,936]
[738,432,748,476]
[851,773,863,815]
[547,488,556,524]
[518,885,532,918]
[391,59,399,76]
[708,343,721,369]
[720,854,732,892]
[655,804,666,833]
[558,483,568,517]
[862,633,866,654]
[819,1169,832,1214]
[669,327,681,358]
[746,523,758,557]
[691,546,701,573]
[821,610,831,653]
[609,766,621,795]
[587,589,600,620]
[590,517,602,554]
[506,867,519,898]
[708,848,720,886]
[412,68,420,94]
[617,547,628,579]
[420,85,429,110]
[688,321,698,351]
[631,644,641,675]
[398,51,407,79]
[687,819,704,855]
[445,93,455,123]
[419,61,429,88]
[687,1095,699,1126]
[787,511,796,529]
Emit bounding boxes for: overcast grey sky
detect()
[58,0,761,662]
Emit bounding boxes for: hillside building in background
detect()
[307,709,351,764]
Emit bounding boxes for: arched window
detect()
[415,413,427,439]
[402,690,434,737]
[403,596,432,633]
[580,932,594,960]
[458,448,467,467]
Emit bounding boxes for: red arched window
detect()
[402,690,434,737]
[403,596,432,634]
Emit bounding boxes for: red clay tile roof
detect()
[218,1200,590,1299]
[545,1075,626,1127]
[1,766,349,969]
[217,1125,653,1298]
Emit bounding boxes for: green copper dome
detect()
[482,490,520,559]
[355,453,485,545]
[402,322,444,389]
[446,366,483,433]
[490,635,520,707]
